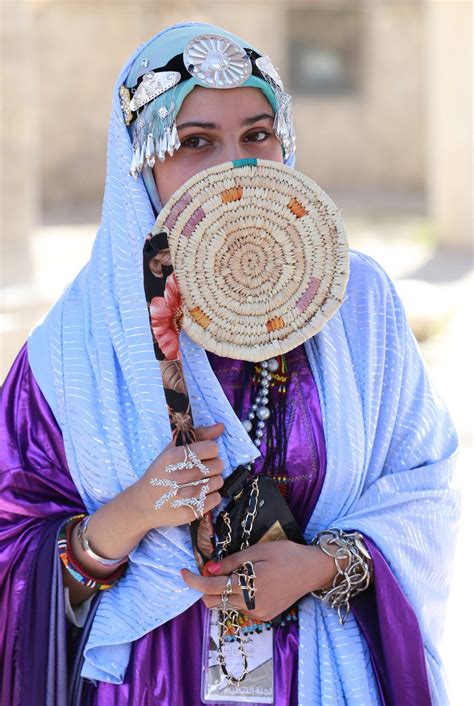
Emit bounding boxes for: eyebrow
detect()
[242,113,274,126]
[176,113,274,131]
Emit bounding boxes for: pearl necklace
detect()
[242,357,280,450]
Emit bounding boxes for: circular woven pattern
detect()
[153,159,349,362]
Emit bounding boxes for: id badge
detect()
[201,609,274,704]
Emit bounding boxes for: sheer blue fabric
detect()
[300,253,459,704]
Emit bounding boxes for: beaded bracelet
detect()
[58,515,126,591]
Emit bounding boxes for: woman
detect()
[0,22,459,706]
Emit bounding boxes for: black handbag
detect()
[214,465,306,558]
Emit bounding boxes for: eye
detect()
[181,135,211,149]
[243,130,271,143]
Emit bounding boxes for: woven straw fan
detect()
[151,158,349,362]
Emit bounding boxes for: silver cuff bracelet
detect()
[77,515,129,568]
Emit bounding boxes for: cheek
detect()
[153,156,216,205]
[152,161,180,205]
[263,137,285,163]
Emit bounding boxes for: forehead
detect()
[177,86,274,120]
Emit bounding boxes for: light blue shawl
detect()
[27,22,459,705]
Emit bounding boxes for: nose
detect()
[219,138,248,164]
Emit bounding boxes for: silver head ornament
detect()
[129,71,181,112]
[183,34,252,89]
[255,55,284,90]
[126,35,296,177]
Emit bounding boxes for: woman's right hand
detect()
[134,422,225,531]
[65,423,225,606]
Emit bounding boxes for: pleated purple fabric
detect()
[0,344,431,705]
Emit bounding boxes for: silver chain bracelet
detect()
[311,528,372,625]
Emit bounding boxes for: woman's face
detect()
[152,86,283,204]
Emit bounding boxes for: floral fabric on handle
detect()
[143,228,196,446]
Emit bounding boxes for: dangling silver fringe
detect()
[145,133,155,167]
[274,91,296,160]
[129,90,181,178]
[255,55,296,161]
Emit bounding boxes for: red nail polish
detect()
[206,562,221,574]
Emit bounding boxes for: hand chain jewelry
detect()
[150,444,210,517]
[186,445,210,476]
[163,445,210,475]
[311,528,372,625]
[150,477,209,516]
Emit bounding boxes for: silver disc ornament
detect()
[183,34,252,89]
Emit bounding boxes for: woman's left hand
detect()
[181,540,338,622]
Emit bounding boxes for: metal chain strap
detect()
[215,512,232,558]
[216,599,248,686]
[216,477,260,684]
[239,479,259,551]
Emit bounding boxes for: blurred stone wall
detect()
[0,1,38,285]
[291,1,426,191]
[425,0,473,246]
[30,0,425,213]
[1,0,471,246]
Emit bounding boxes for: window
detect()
[288,4,363,96]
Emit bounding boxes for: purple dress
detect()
[0,345,431,706]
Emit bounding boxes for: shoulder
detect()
[1,344,35,468]
[1,343,67,471]
[346,249,396,299]
[343,249,403,313]
[2,343,30,410]
[337,249,407,346]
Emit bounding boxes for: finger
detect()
[194,423,225,442]
[174,457,224,483]
[178,474,223,499]
[201,594,246,610]
[181,568,239,595]
[204,490,222,513]
[178,490,223,523]
[166,440,220,463]
[211,546,264,576]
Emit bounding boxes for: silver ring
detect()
[225,575,233,595]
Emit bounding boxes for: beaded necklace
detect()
[238,355,290,497]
